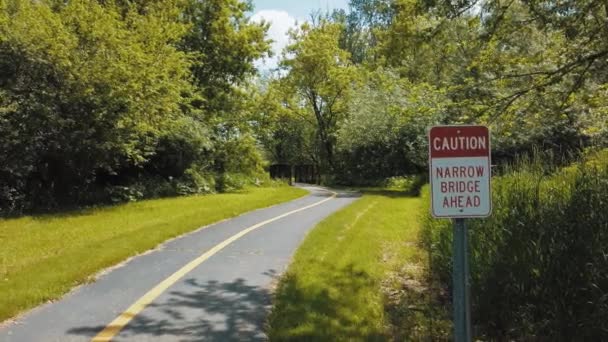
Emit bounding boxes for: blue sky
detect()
[252,0,349,19]
[250,0,350,69]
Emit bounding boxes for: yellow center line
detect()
[92,189,337,342]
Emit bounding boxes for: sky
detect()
[250,0,349,70]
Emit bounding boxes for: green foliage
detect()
[421,151,608,340]
[279,21,360,172]
[0,0,272,214]
[331,0,394,64]
[384,174,426,194]
[177,168,215,195]
[0,0,192,211]
[106,185,145,204]
[260,0,607,184]
[148,116,213,178]
[253,76,322,168]
[336,69,446,182]
[181,0,271,114]
[213,133,267,191]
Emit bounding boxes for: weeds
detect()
[422,150,608,340]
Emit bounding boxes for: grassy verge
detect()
[267,190,449,341]
[422,149,608,340]
[0,186,307,322]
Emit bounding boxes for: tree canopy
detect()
[256,0,607,183]
[0,0,606,211]
[0,0,271,212]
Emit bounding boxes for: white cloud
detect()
[251,10,299,71]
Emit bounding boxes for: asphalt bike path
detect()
[0,185,359,342]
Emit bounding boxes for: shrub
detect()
[385,175,426,194]
[421,150,608,340]
[106,185,145,204]
[175,168,215,196]
[0,0,192,213]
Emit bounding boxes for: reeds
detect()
[421,149,608,339]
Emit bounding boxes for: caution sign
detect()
[429,125,491,218]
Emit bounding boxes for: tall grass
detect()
[421,150,608,340]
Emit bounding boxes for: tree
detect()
[371,0,606,157]
[180,0,271,115]
[331,0,395,64]
[280,21,359,172]
[0,0,192,210]
[253,77,319,167]
[456,0,607,156]
[337,69,446,182]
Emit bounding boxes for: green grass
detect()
[422,149,608,340]
[0,186,307,322]
[268,190,444,341]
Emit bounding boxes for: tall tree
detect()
[331,0,395,64]
[180,0,271,115]
[0,0,192,209]
[280,21,359,172]
[253,77,319,167]
[337,69,447,180]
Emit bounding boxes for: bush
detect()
[421,150,608,340]
[175,168,215,196]
[0,0,193,214]
[106,185,145,204]
[385,175,426,194]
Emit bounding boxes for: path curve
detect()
[0,185,360,342]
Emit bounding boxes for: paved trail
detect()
[0,186,359,342]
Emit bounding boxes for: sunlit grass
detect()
[0,186,307,322]
[268,190,437,340]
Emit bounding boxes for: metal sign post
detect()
[452,218,471,342]
[428,125,492,342]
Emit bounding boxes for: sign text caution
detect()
[429,125,492,218]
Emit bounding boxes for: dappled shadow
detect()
[311,190,362,199]
[383,269,452,341]
[308,191,337,198]
[268,262,387,341]
[335,191,362,198]
[267,259,450,341]
[299,185,362,199]
[3,205,100,221]
[361,188,421,198]
[328,187,422,198]
[67,264,449,341]
[68,275,274,341]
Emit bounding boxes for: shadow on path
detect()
[68,273,277,341]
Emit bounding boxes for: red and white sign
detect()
[429,125,491,218]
